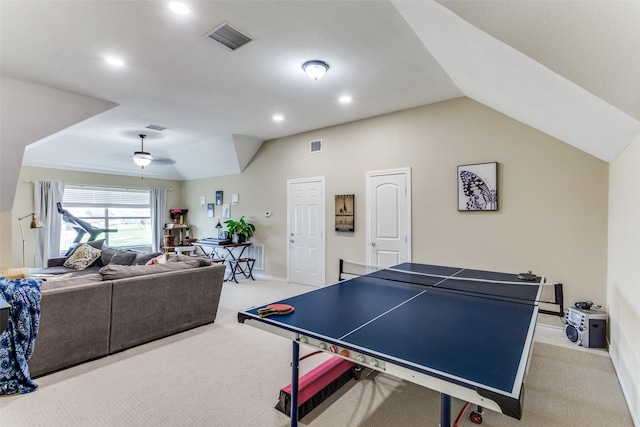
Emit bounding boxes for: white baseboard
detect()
[252,272,287,282]
[609,343,640,427]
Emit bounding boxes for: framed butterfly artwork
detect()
[457,162,498,211]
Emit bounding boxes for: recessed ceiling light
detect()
[339,95,352,103]
[105,56,125,67]
[273,115,284,122]
[169,2,189,15]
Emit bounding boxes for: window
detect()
[59,186,151,255]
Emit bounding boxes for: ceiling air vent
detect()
[310,139,322,153]
[146,124,167,131]
[207,24,252,50]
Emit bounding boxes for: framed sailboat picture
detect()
[335,194,355,232]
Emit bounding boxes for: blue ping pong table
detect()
[238,262,544,426]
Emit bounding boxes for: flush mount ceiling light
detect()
[105,56,125,67]
[302,60,329,80]
[133,134,153,168]
[169,2,189,15]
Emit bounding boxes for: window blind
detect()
[63,186,149,208]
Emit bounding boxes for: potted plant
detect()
[224,216,255,243]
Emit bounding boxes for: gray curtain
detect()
[34,181,65,267]
[150,187,167,253]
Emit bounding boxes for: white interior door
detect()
[287,177,325,286]
[366,168,411,267]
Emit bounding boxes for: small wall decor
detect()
[222,203,230,219]
[458,162,498,211]
[232,193,239,205]
[216,191,223,206]
[207,203,214,218]
[335,194,355,232]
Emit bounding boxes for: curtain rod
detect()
[24,181,173,191]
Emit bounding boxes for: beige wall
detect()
[10,167,184,267]
[0,211,11,268]
[184,97,609,327]
[608,134,640,424]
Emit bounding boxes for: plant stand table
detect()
[195,241,254,283]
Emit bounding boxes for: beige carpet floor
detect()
[0,278,633,426]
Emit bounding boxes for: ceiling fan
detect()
[132,134,153,169]
[132,134,176,169]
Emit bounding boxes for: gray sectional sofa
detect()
[27,256,226,378]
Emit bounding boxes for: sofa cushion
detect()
[39,274,103,291]
[29,265,101,277]
[63,244,102,270]
[98,261,199,280]
[167,254,213,266]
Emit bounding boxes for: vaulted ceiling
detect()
[2,0,639,182]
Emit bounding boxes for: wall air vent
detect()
[146,124,167,131]
[310,139,322,153]
[247,243,264,271]
[206,24,252,50]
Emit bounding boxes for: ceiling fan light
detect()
[302,60,329,80]
[133,151,153,168]
[133,133,153,168]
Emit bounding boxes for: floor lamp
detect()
[18,213,44,268]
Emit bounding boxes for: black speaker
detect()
[564,308,606,348]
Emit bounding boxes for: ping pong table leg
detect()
[440,393,451,427]
[291,341,300,427]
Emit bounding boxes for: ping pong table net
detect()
[338,259,562,310]
[338,259,383,281]
[338,259,539,284]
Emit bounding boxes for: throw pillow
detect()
[63,243,102,270]
[145,254,167,265]
[99,246,119,266]
[133,251,163,265]
[109,251,137,265]
[67,239,105,257]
